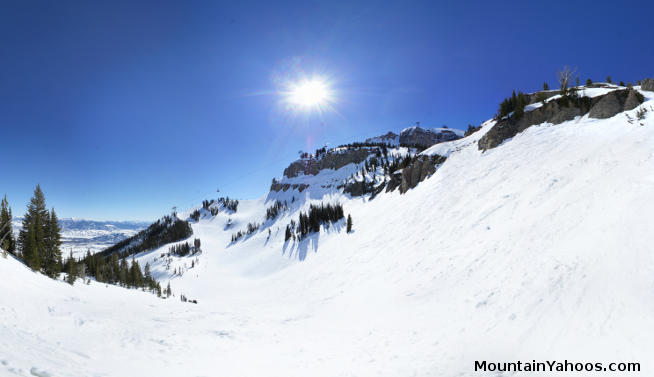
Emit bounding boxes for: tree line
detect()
[64,251,163,294]
[100,215,193,259]
[0,186,177,298]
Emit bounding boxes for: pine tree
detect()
[129,258,143,288]
[109,253,120,284]
[66,250,77,285]
[514,92,526,119]
[144,262,152,281]
[586,78,592,86]
[543,82,549,91]
[18,185,48,271]
[0,195,16,254]
[43,208,62,278]
[606,76,612,84]
[119,259,128,286]
[346,215,353,233]
[24,222,40,270]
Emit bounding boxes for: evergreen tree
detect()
[66,250,77,285]
[513,92,526,119]
[586,78,592,86]
[119,259,129,286]
[129,257,144,288]
[24,222,40,270]
[346,215,353,233]
[18,185,48,271]
[43,208,62,278]
[0,195,16,254]
[109,253,120,283]
[144,262,152,282]
[606,76,612,84]
[543,82,549,91]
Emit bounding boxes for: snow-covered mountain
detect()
[365,126,463,147]
[11,217,148,257]
[2,83,654,376]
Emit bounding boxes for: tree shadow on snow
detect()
[282,232,319,261]
[281,219,346,261]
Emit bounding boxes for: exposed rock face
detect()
[623,90,643,112]
[384,171,403,193]
[478,99,585,150]
[399,127,460,148]
[269,181,309,192]
[365,131,398,144]
[479,90,644,151]
[588,92,622,119]
[283,148,371,178]
[588,89,644,119]
[343,155,447,197]
[641,78,654,91]
[399,156,437,194]
[383,155,446,194]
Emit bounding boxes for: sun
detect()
[287,79,331,109]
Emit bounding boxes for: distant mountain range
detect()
[11,218,149,257]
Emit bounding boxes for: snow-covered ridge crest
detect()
[479,85,650,150]
[365,125,463,147]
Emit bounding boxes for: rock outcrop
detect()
[479,89,644,151]
[398,156,437,194]
[385,155,446,194]
[365,131,398,144]
[588,89,642,119]
[588,92,622,119]
[283,148,371,178]
[641,78,654,91]
[269,181,309,192]
[399,127,460,148]
[622,90,643,111]
[343,154,447,197]
[384,171,403,193]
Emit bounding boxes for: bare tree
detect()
[557,66,577,95]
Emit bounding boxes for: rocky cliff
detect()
[399,126,460,147]
[282,148,372,178]
[479,89,644,150]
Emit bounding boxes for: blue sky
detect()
[2,0,653,221]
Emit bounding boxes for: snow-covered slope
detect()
[2,89,654,376]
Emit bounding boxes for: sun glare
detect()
[287,79,330,109]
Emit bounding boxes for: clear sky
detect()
[2,0,653,221]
